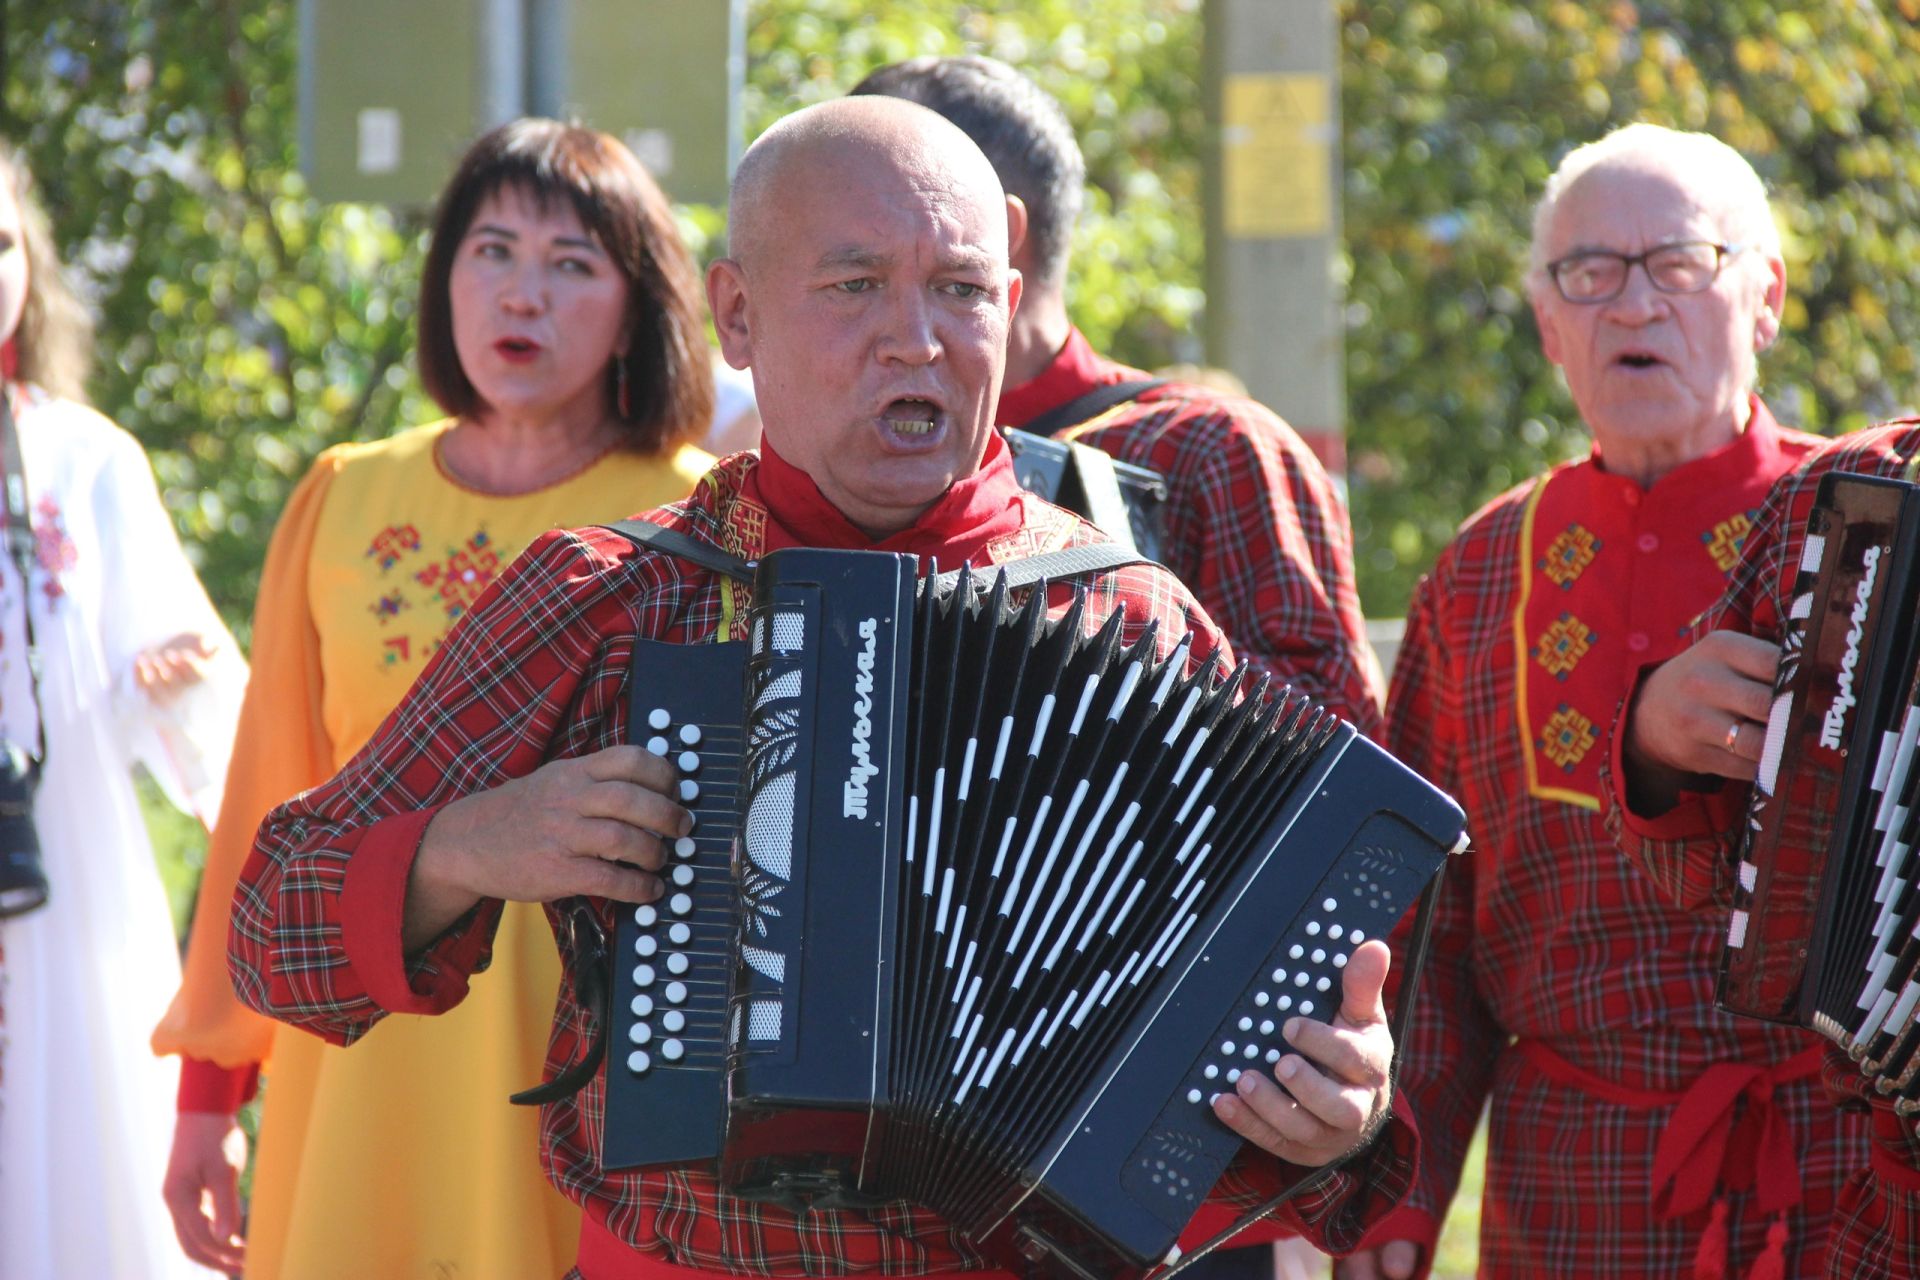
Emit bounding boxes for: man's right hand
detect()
[163,1111,248,1273]
[1335,1240,1421,1280]
[405,745,693,952]
[1622,630,1780,814]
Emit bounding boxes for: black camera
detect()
[0,741,46,918]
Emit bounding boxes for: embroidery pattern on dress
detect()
[1540,704,1597,772]
[1704,511,1754,574]
[30,495,76,604]
[361,523,501,671]
[1534,613,1594,681]
[1540,524,1599,589]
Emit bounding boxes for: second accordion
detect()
[602,545,1466,1277]
[1722,471,1920,1109]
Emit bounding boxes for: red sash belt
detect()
[1514,1039,1823,1280]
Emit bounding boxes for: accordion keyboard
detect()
[602,637,747,1169]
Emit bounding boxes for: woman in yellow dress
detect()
[152,119,715,1280]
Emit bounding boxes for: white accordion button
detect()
[1312,949,1326,964]
[662,1039,685,1061]
[1271,967,1288,983]
[1260,1019,1275,1036]
[627,1050,651,1073]
[1237,1017,1253,1032]
[628,1023,651,1045]
[1266,1048,1282,1064]
[1300,1001,1315,1015]
[665,981,688,1004]
[1187,1089,1203,1105]
[674,836,697,859]
[1350,930,1365,943]
[630,994,653,1018]
[632,964,656,987]
[1329,924,1345,940]
[678,780,700,803]
[1307,921,1321,936]
[634,936,657,957]
[634,905,657,927]
[648,708,671,731]
[662,1010,686,1033]
[1288,945,1304,960]
[1220,1041,1236,1055]
[669,892,693,916]
[667,922,691,945]
[1294,972,1310,987]
[678,750,700,773]
[666,953,690,976]
[1254,991,1270,1007]
[1203,1064,1219,1080]
[671,865,695,887]
[1276,995,1292,1011]
[1316,977,1332,992]
[679,724,702,746]
[647,736,671,757]
[1323,897,1337,912]
[1226,1069,1242,1083]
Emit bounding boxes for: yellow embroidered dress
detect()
[153,421,711,1280]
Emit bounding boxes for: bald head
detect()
[705,95,1024,539]
[727,96,1010,273]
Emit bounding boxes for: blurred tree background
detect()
[9,0,1919,626]
[29,5,1911,1272]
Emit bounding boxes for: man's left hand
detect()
[1210,939,1394,1168]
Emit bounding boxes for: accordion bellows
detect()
[604,548,1465,1277]
[1724,472,1920,1108]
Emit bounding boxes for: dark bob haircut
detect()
[416,118,713,451]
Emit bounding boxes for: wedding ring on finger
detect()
[1723,719,1742,753]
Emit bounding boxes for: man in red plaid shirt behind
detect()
[1344,125,1870,1280]
[1613,422,1920,1277]
[852,56,1383,741]
[227,98,1416,1279]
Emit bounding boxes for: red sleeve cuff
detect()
[176,1055,261,1113]
[339,805,498,1014]
[1607,666,1745,843]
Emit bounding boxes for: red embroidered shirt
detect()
[998,329,1381,737]
[1378,402,1871,1277]
[228,437,1418,1276]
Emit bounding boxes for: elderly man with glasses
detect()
[1339,124,1870,1280]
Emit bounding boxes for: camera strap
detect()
[0,386,46,769]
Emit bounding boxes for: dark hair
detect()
[0,144,94,403]
[851,56,1085,291]
[416,118,712,451]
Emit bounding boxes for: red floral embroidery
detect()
[31,495,76,603]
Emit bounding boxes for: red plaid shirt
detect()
[228,443,1417,1277]
[1376,403,1872,1277]
[998,328,1381,737]
[1606,418,1920,1279]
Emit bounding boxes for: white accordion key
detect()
[632,964,656,987]
[635,936,657,957]
[678,750,700,773]
[668,922,691,945]
[647,708,671,731]
[630,993,653,1018]
[628,1023,651,1045]
[679,724,702,747]
[665,981,688,1004]
[671,865,695,887]
[670,892,693,915]
[662,1039,685,1062]
[627,1050,651,1073]
[666,953,690,976]
[662,1010,686,1033]
[679,779,700,803]
[647,736,671,756]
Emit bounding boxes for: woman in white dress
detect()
[0,143,245,1279]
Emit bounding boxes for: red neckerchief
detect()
[994,326,1142,428]
[740,431,1030,568]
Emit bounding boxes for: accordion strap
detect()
[602,519,755,584]
[601,517,1150,593]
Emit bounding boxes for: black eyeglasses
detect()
[1545,241,1747,304]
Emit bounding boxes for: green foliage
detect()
[1340,0,1920,611]
[8,0,431,640]
[11,0,1920,626]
